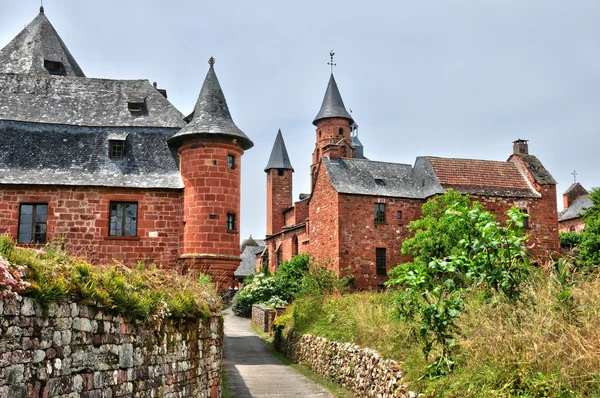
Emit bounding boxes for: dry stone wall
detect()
[0,294,223,398]
[275,330,412,398]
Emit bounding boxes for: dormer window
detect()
[127,100,146,116]
[109,140,124,158]
[44,60,64,75]
[375,178,386,186]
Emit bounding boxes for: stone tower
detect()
[265,129,294,236]
[311,74,355,187]
[168,58,253,286]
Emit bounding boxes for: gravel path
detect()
[223,308,332,398]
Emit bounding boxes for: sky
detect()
[1,0,599,240]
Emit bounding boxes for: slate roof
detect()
[426,156,540,198]
[0,121,183,189]
[0,74,186,128]
[559,194,592,222]
[323,157,428,198]
[240,236,265,252]
[265,129,294,171]
[321,155,543,200]
[313,74,354,126]
[235,243,264,277]
[169,61,253,150]
[0,9,85,77]
[563,182,587,195]
[509,154,557,185]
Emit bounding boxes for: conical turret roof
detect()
[169,59,253,150]
[265,129,294,172]
[313,74,353,126]
[0,7,85,77]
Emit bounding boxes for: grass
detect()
[281,267,600,397]
[249,324,355,398]
[0,235,219,320]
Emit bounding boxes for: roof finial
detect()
[40,0,44,14]
[328,51,336,74]
[208,57,215,68]
[572,170,578,183]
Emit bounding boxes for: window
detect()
[570,226,576,233]
[277,169,285,176]
[292,235,299,256]
[109,202,138,236]
[44,60,64,75]
[109,140,125,158]
[522,209,530,229]
[376,248,387,276]
[127,101,146,116]
[227,155,236,170]
[374,203,386,223]
[18,204,48,243]
[338,128,343,136]
[226,213,236,231]
[374,178,385,186]
[397,210,403,220]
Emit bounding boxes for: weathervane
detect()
[328,51,336,73]
[572,170,578,183]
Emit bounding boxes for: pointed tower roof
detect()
[169,58,253,150]
[0,7,85,77]
[265,129,294,172]
[313,74,354,126]
[563,182,588,195]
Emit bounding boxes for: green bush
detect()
[387,191,533,377]
[274,253,311,300]
[231,273,278,317]
[578,217,600,267]
[559,232,583,249]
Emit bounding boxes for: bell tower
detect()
[311,68,355,188]
[265,129,294,236]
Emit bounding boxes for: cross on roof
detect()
[328,51,336,73]
[572,170,578,183]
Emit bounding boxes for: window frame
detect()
[108,140,125,158]
[376,248,387,276]
[226,213,236,231]
[18,203,48,244]
[227,154,236,170]
[109,202,138,237]
[374,203,386,224]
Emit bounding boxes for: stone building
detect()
[0,8,253,286]
[262,73,559,289]
[558,183,592,233]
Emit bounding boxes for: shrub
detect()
[274,253,311,300]
[559,231,582,249]
[578,217,600,267]
[231,273,278,317]
[387,191,533,377]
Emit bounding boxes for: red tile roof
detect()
[427,157,538,198]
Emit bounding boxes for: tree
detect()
[582,187,600,223]
[387,190,532,377]
[579,187,600,267]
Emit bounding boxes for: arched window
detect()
[570,226,576,232]
[339,128,343,136]
[318,130,322,138]
[292,235,299,256]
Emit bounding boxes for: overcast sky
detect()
[1,0,598,240]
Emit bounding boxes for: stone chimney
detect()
[513,139,529,155]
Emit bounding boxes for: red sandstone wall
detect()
[307,167,341,275]
[266,169,293,235]
[178,139,243,259]
[337,195,423,289]
[0,185,182,266]
[473,191,559,262]
[294,199,309,225]
[559,218,585,233]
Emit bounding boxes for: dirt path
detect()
[223,308,332,398]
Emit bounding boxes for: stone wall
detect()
[275,330,411,398]
[0,294,223,398]
[251,305,272,333]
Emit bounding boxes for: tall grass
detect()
[0,235,217,320]
[284,269,600,397]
